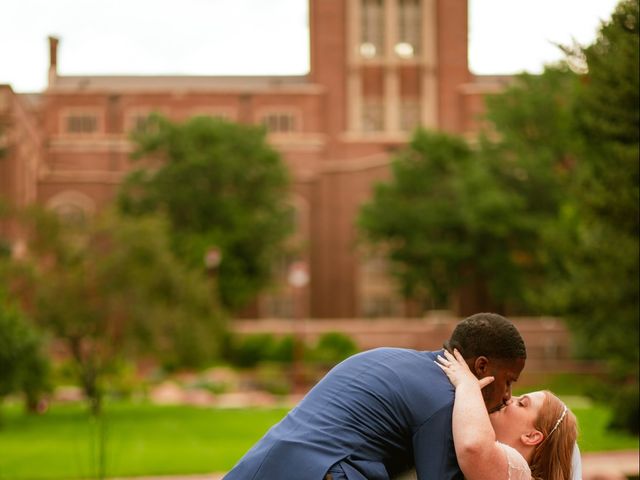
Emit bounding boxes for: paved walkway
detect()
[582,449,639,480]
[111,449,638,480]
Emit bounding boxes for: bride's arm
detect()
[436,349,510,480]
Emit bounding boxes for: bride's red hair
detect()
[529,391,578,480]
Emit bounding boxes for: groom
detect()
[223,312,528,480]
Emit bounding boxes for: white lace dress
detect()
[498,442,531,480]
[400,442,531,480]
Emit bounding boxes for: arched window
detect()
[47,191,96,227]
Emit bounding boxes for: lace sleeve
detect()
[497,442,531,480]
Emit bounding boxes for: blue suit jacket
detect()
[224,348,462,480]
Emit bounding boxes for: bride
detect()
[435,349,578,480]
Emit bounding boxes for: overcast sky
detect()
[0,0,619,93]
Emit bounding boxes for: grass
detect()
[0,401,289,479]
[571,401,639,452]
[0,397,637,479]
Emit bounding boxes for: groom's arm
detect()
[412,405,464,480]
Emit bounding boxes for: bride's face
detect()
[489,390,545,445]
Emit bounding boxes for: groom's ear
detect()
[473,356,490,378]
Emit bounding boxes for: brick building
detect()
[0,0,507,319]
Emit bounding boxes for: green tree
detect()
[475,67,580,311]
[558,0,639,432]
[358,130,475,308]
[119,115,294,311]
[4,208,224,415]
[358,73,583,313]
[480,0,638,432]
[358,125,566,314]
[0,292,50,415]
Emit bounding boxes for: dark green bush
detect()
[103,360,139,400]
[0,301,50,411]
[308,332,358,368]
[0,239,11,259]
[224,333,298,368]
[608,385,639,435]
[21,343,51,412]
[267,335,295,364]
[228,334,276,368]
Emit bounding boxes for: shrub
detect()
[308,332,358,368]
[608,385,639,435]
[188,377,229,395]
[228,334,276,368]
[267,335,295,364]
[103,360,139,400]
[255,363,291,396]
[0,301,50,412]
[224,333,298,368]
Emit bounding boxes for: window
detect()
[362,296,403,318]
[262,295,295,319]
[396,0,421,58]
[359,251,404,318]
[360,0,384,58]
[261,253,297,318]
[52,203,88,227]
[128,114,150,133]
[125,110,165,134]
[189,109,235,122]
[261,197,308,319]
[362,101,384,132]
[47,191,95,228]
[66,114,97,134]
[400,100,421,131]
[261,113,297,133]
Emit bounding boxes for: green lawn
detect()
[0,399,637,479]
[571,401,639,452]
[0,402,289,479]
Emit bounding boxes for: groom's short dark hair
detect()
[445,312,526,360]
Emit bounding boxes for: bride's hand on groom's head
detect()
[436,349,494,390]
[478,375,495,389]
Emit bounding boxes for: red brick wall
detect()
[233,316,600,377]
[3,0,518,319]
[0,86,42,245]
[437,0,471,133]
